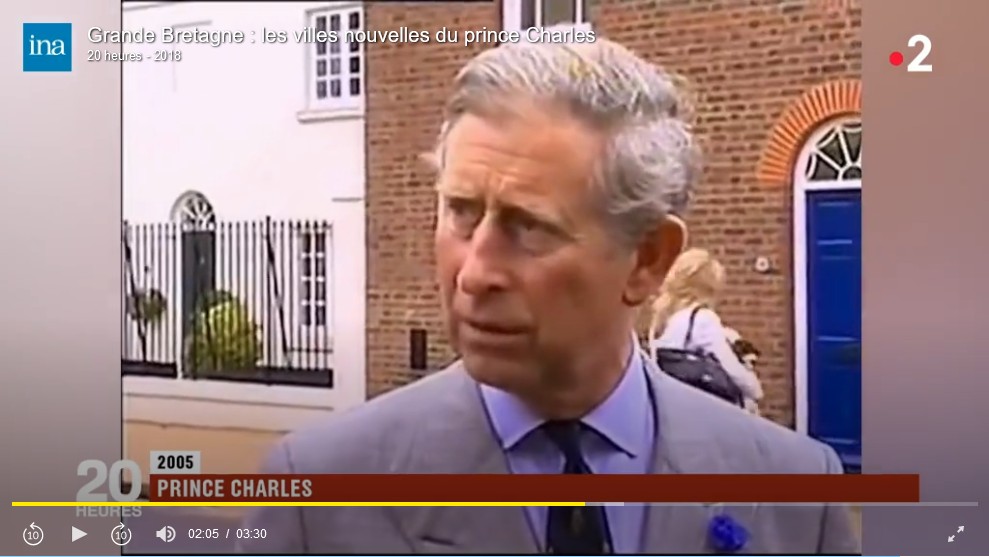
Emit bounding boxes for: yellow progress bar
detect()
[12,501,586,507]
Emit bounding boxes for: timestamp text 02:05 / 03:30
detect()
[185,528,267,540]
[87,50,182,62]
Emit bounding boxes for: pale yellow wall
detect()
[125,420,283,474]
[125,420,284,518]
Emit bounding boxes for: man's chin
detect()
[460,352,531,391]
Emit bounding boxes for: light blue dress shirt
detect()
[479,345,657,553]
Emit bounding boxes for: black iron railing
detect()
[121,218,334,387]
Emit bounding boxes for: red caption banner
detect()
[149,473,920,503]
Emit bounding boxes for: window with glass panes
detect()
[299,226,329,327]
[309,7,363,109]
[502,0,591,31]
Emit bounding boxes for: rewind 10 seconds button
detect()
[890,34,933,72]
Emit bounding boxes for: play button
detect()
[71,527,87,542]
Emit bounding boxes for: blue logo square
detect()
[23,23,73,72]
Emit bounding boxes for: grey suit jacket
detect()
[237,354,862,554]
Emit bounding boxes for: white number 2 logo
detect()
[907,34,933,73]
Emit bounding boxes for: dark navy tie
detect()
[542,420,613,554]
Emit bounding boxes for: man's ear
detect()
[623,215,687,307]
[659,214,688,256]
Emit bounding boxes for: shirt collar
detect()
[479,339,652,458]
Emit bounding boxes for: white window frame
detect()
[792,117,862,435]
[299,226,331,329]
[299,3,365,122]
[501,0,592,33]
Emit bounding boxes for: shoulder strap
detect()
[685,306,703,348]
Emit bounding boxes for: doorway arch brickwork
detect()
[757,79,862,188]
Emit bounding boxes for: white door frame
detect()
[793,117,862,434]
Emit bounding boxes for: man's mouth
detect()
[463,319,527,335]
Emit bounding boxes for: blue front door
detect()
[806,188,862,472]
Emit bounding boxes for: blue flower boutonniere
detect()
[708,513,749,553]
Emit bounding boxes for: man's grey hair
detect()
[429,37,703,249]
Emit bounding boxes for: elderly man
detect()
[237,38,860,554]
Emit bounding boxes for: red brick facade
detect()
[364,0,862,426]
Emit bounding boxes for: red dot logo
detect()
[889,51,904,66]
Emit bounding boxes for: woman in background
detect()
[648,248,764,413]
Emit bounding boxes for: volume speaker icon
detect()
[156,526,176,543]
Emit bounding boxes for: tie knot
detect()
[541,420,584,459]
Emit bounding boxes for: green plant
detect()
[185,296,261,373]
[126,288,167,324]
[196,289,235,313]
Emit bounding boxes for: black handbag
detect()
[654,307,745,406]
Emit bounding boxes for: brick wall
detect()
[365,0,861,426]
[364,2,498,395]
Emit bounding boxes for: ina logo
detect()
[23,23,72,72]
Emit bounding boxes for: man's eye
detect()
[445,197,472,213]
[507,215,561,253]
[443,198,482,231]
[446,198,478,216]
[517,215,546,232]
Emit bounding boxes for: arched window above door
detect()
[803,119,862,182]
[170,191,216,229]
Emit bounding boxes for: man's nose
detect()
[457,218,511,295]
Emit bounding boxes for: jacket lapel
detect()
[390,364,538,553]
[640,355,761,553]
